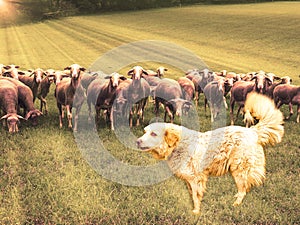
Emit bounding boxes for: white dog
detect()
[137,93,284,214]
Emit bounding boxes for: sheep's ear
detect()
[15,65,20,69]
[17,115,25,120]
[164,68,168,71]
[127,69,134,76]
[104,75,111,79]
[80,67,86,72]
[142,69,148,75]
[120,76,127,81]
[3,65,11,70]
[18,71,25,75]
[0,114,9,120]
[64,66,71,70]
[163,128,181,159]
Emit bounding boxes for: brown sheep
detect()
[55,64,86,131]
[0,79,24,133]
[273,84,300,123]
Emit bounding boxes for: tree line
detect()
[4,0,294,21]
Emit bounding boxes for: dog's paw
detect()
[192,209,200,214]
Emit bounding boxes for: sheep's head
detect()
[30,68,45,84]
[1,114,24,133]
[127,66,148,80]
[64,64,86,80]
[251,71,272,94]
[106,72,126,88]
[157,66,168,77]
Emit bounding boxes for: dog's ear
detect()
[163,128,181,159]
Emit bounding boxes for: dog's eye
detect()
[150,132,157,137]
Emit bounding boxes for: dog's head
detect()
[136,123,181,160]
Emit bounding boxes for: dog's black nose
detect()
[136,139,142,148]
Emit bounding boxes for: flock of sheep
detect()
[0,63,299,133]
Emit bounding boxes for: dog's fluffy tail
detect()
[244,92,284,147]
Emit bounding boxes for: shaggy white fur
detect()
[137,93,284,214]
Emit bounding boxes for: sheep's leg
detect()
[66,105,72,129]
[87,99,92,123]
[154,99,160,116]
[235,105,243,122]
[230,99,235,125]
[297,105,300,123]
[41,97,48,115]
[165,106,173,122]
[223,96,228,109]
[210,103,215,123]
[129,108,133,128]
[286,102,294,120]
[110,108,115,130]
[204,97,208,113]
[57,102,63,128]
[73,106,81,132]
[194,91,199,107]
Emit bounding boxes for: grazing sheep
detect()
[37,69,56,114]
[203,78,228,122]
[154,78,192,123]
[126,66,151,127]
[18,68,46,102]
[87,72,126,130]
[191,69,215,107]
[0,79,24,133]
[55,64,86,131]
[230,72,273,125]
[1,77,42,125]
[177,77,195,101]
[273,84,300,122]
[266,76,292,99]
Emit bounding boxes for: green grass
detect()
[0,2,300,224]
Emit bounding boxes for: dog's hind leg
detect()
[232,173,247,206]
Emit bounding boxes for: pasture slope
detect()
[0,2,299,224]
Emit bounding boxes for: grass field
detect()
[0,2,300,224]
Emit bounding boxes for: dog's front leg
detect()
[189,181,201,214]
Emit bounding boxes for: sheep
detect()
[80,71,99,91]
[273,84,300,123]
[52,70,69,85]
[2,65,22,80]
[154,78,192,123]
[86,72,126,130]
[191,69,215,107]
[111,79,133,130]
[126,66,151,127]
[1,77,43,125]
[204,78,230,122]
[177,77,195,101]
[36,69,56,114]
[0,79,24,133]
[266,76,292,99]
[54,64,86,131]
[18,68,46,102]
[230,72,273,125]
[146,66,168,77]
